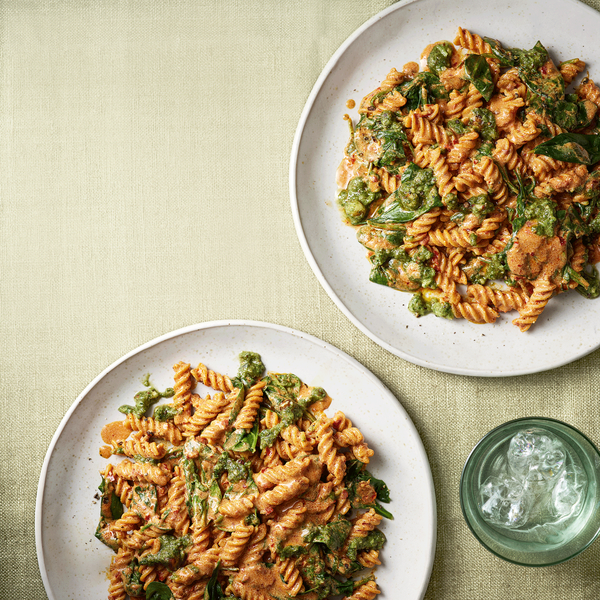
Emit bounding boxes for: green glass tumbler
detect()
[460,417,600,566]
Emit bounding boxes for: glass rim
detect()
[459,416,600,567]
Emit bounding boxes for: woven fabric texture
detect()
[2,1,600,598]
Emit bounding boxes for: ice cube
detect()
[479,475,530,528]
[552,464,587,518]
[508,432,536,477]
[538,448,566,482]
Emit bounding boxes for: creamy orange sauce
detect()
[354,127,382,162]
[336,156,360,190]
[346,98,356,109]
[507,222,567,281]
[439,64,466,90]
[101,420,132,445]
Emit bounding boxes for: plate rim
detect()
[35,319,437,600]
[288,0,600,378]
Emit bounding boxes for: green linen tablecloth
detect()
[3,1,600,598]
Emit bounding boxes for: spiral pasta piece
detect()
[138,538,160,590]
[162,466,190,535]
[344,580,381,600]
[315,416,346,485]
[113,458,171,487]
[191,362,234,392]
[123,519,170,550]
[404,112,450,146]
[255,477,310,513]
[111,435,166,460]
[183,392,230,438]
[110,510,142,535]
[373,167,401,194]
[560,59,585,85]
[220,525,255,567]
[233,380,266,430]
[404,208,442,249]
[506,116,540,148]
[454,27,491,54]
[513,279,556,331]
[447,131,479,165]
[461,84,484,122]
[278,557,304,596]
[473,157,508,204]
[467,285,528,312]
[443,88,467,120]
[452,300,499,323]
[125,414,182,445]
[380,67,405,90]
[577,77,600,108]
[427,146,455,197]
[358,549,381,568]
[373,89,407,114]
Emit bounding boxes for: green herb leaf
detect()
[369,164,442,225]
[344,459,394,518]
[226,386,246,427]
[204,562,223,600]
[346,529,386,560]
[335,580,356,597]
[464,55,494,101]
[139,535,190,567]
[228,420,260,453]
[109,493,123,519]
[368,265,389,286]
[398,72,448,111]
[146,581,174,600]
[427,42,453,76]
[303,516,352,550]
[534,132,600,165]
[574,265,600,299]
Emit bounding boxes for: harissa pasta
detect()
[336,27,600,330]
[95,352,391,600]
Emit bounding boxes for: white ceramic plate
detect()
[36,321,436,600]
[290,0,600,377]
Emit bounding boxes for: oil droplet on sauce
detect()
[346,99,356,109]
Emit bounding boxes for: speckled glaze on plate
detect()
[290,0,600,376]
[35,321,436,600]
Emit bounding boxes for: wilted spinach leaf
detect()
[427,42,454,75]
[146,582,174,600]
[398,72,448,111]
[464,55,494,101]
[534,132,600,165]
[369,163,442,225]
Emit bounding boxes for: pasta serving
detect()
[95,352,391,600]
[336,28,600,330]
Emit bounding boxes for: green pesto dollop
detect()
[408,292,453,319]
[153,404,181,422]
[524,197,558,237]
[408,292,428,317]
[338,177,381,225]
[236,351,265,387]
[396,163,439,212]
[469,193,494,220]
[119,375,174,418]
